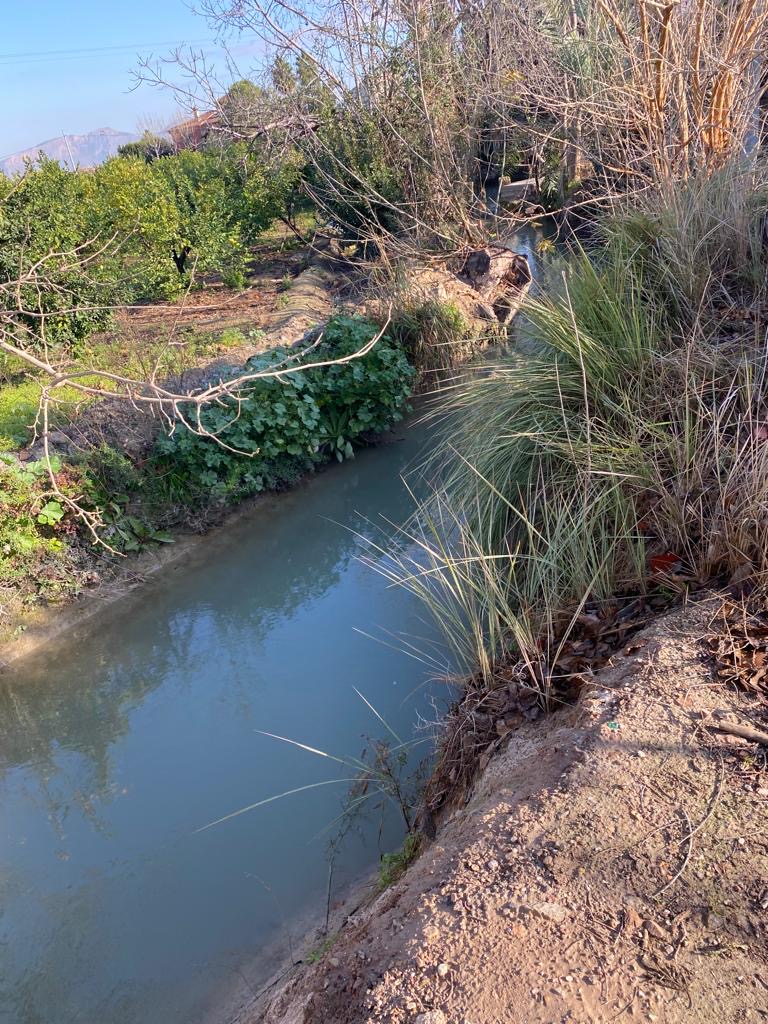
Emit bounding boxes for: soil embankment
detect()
[0,255,337,663]
[246,600,767,1024]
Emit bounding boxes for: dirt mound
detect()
[265,263,336,348]
[361,246,531,339]
[248,600,768,1024]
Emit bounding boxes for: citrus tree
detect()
[0,158,116,354]
[91,156,183,299]
[93,146,298,297]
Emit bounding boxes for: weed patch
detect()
[0,455,85,605]
[154,316,415,504]
[389,299,470,374]
[379,833,421,890]
[306,935,337,963]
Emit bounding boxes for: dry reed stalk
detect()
[596,0,768,179]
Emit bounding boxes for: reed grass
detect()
[593,0,768,180]
[377,161,768,701]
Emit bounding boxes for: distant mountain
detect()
[0,127,138,176]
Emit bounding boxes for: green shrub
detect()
[154,316,415,502]
[388,299,469,372]
[128,144,298,297]
[0,455,78,593]
[0,158,117,352]
[428,239,664,548]
[0,145,303,358]
[306,107,408,237]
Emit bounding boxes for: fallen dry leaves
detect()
[708,595,768,699]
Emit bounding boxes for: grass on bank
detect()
[0,326,252,452]
[379,159,768,704]
[0,313,419,615]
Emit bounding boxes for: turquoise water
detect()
[0,423,448,1024]
[0,222,554,1024]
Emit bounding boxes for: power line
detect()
[0,38,219,67]
[0,38,216,59]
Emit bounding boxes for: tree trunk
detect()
[172,246,191,276]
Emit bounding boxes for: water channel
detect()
[0,223,552,1024]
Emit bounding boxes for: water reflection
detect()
[0,425,446,1024]
[0,223,549,1024]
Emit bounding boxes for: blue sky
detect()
[0,1,255,157]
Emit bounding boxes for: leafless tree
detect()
[142,0,768,249]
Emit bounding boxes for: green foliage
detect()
[92,145,300,300]
[307,107,407,236]
[97,499,175,553]
[305,935,337,963]
[0,158,116,351]
[155,316,414,501]
[83,445,176,553]
[308,316,415,455]
[47,318,412,556]
[217,79,266,137]
[0,455,75,590]
[157,148,247,285]
[379,833,421,890]
[0,144,303,357]
[271,57,297,96]
[37,501,65,526]
[0,381,40,451]
[90,154,185,299]
[266,53,412,235]
[535,145,573,211]
[383,177,768,698]
[117,131,174,162]
[431,239,663,549]
[381,240,663,687]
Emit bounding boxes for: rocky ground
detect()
[244,599,768,1024]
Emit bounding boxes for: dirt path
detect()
[249,600,768,1024]
[115,248,308,339]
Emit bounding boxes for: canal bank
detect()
[0,417,451,1024]
[247,601,768,1024]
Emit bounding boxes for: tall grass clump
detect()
[605,161,768,318]
[388,299,472,376]
[380,163,768,701]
